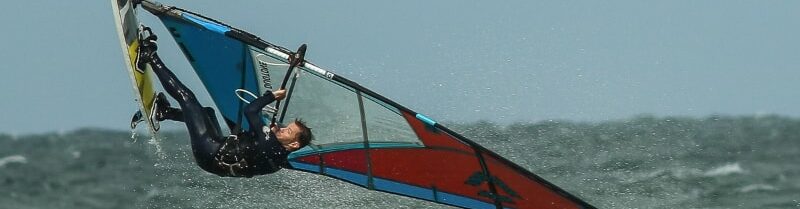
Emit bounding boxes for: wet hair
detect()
[292,119,313,148]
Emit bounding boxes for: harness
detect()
[214,135,250,177]
[213,132,285,177]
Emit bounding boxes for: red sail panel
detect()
[294,149,369,174]
[402,112,473,154]
[322,149,369,173]
[481,152,582,209]
[369,148,492,203]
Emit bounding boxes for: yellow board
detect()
[112,0,159,135]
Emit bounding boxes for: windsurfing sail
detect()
[138,1,595,208]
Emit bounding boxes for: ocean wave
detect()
[620,167,703,184]
[0,155,27,167]
[738,184,778,193]
[621,162,748,184]
[703,162,746,177]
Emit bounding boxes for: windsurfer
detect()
[137,34,313,177]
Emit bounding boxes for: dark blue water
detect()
[1,115,798,208]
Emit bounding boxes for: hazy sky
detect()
[1,1,798,134]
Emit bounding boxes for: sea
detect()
[1,115,798,209]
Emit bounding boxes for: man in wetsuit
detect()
[136,32,312,177]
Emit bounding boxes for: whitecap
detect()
[703,162,746,177]
[0,155,27,167]
[738,184,778,193]
[672,167,704,179]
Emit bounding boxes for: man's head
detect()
[274,119,313,151]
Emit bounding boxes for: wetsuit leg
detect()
[147,51,226,174]
[160,106,217,124]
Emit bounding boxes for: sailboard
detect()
[134,1,596,208]
[111,0,161,135]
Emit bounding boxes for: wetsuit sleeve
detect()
[244,91,276,132]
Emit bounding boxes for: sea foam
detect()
[703,162,746,177]
[738,184,778,193]
[0,155,27,167]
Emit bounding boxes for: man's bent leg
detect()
[144,50,227,175]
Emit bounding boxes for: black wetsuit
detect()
[146,49,290,177]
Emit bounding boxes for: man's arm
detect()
[244,90,285,131]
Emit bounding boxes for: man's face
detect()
[275,122,302,149]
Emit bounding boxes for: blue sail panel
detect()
[158,15,260,131]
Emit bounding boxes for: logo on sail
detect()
[464,171,522,204]
[255,54,273,91]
